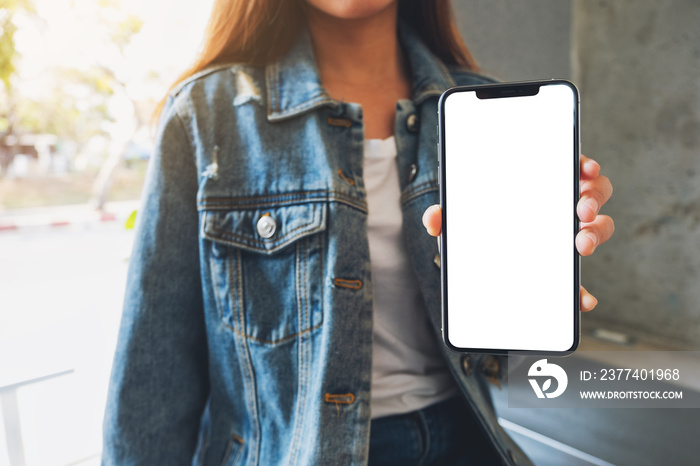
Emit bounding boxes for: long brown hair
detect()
[156,0,477,117]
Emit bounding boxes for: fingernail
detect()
[586,232,598,252]
[585,160,600,172]
[584,197,599,214]
[582,294,598,310]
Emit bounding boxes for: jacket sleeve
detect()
[102,96,209,464]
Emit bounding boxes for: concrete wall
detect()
[452,1,700,348]
[572,0,700,348]
[452,0,572,81]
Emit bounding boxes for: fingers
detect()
[578,156,611,312]
[580,285,597,312]
[580,155,601,180]
[422,204,442,237]
[578,174,613,223]
[576,214,615,256]
[579,155,612,223]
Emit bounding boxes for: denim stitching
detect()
[212,208,326,344]
[290,239,304,463]
[208,216,319,250]
[204,204,328,254]
[206,196,365,214]
[289,238,308,465]
[272,66,280,114]
[172,99,196,153]
[206,226,323,255]
[400,181,438,206]
[200,192,330,204]
[229,249,261,465]
[198,190,367,213]
[226,249,240,333]
[170,63,235,97]
[299,239,311,460]
[227,322,323,346]
[222,244,322,343]
[303,238,312,418]
[214,252,229,327]
[301,242,311,455]
[268,96,336,121]
[265,64,277,115]
[218,247,235,333]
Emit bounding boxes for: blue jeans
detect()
[368,397,502,466]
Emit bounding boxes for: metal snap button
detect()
[256,214,277,239]
[408,163,418,182]
[433,254,441,268]
[406,113,419,133]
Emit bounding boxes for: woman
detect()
[103,0,614,464]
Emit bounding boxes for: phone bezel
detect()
[438,80,581,356]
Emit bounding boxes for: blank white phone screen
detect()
[443,84,577,352]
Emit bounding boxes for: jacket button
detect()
[256,215,277,239]
[408,163,418,182]
[508,448,518,464]
[433,254,440,268]
[406,113,419,133]
[461,355,473,376]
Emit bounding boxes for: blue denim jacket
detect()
[103,24,531,466]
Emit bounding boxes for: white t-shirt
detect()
[364,137,457,419]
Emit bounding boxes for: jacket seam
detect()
[219,237,323,345]
[289,236,309,464]
[198,191,367,213]
[171,97,198,165]
[212,252,228,329]
[230,248,261,464]
[266,64,278,115]
[207,224,321,253]
[401,181,439,206]
[170,63,239,98]
[222,321,323,346]
[268,95,337,122]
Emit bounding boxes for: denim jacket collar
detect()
[265,22,456,122]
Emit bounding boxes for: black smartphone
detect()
[438,80,580,355]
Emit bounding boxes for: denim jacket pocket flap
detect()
[202,202,327,255]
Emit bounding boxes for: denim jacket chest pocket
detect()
[201,200,327,345]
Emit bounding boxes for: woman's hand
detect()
[422,155,614,312]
